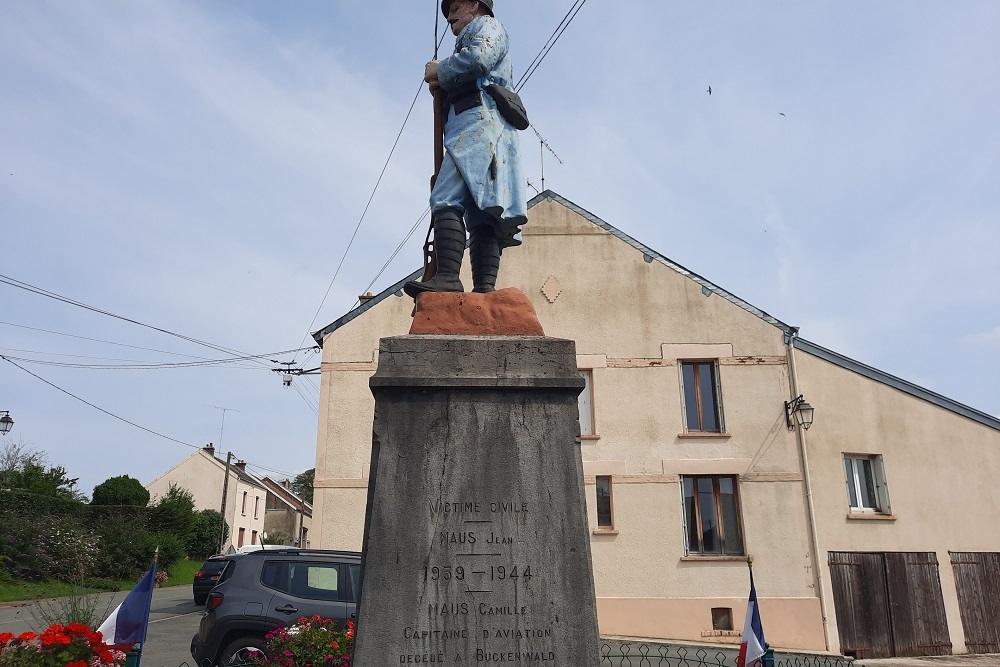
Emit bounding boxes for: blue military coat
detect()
[434,15,527,248]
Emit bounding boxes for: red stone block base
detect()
[408,288,545,336]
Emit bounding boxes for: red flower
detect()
[67,661,88,667]
[0,632,14,645]
[16,631,36,642]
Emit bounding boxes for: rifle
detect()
[420,10,447,285]
[420,87,445,283]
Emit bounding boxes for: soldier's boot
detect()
[469,226,500,294]
[403,211,466,297]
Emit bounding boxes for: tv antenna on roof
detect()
[531,126,563,191]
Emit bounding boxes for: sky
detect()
[2,1,998,499]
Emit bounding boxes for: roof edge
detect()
[529,191,796,333]
[312,190,795,345]
[312,268,421,346]
[794,337,1000,432]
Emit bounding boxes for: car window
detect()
[348,564,361,603]
[261,561,288,591]
[201,561,227,574]
[290,562,341,601]
[260,560,348,601]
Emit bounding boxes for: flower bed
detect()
[0,623,126,667]
[254,615,354,667]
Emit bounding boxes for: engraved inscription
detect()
[476,649,556,662]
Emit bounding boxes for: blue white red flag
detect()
[97,565,156,645]
[736,571,766,667]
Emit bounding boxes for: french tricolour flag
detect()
[98,565,156,646]
[736,571,766,667]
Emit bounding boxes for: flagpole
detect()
[126,547,159,667]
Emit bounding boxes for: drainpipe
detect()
[786,332,831,652]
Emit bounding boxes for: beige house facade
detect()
[146,444,312,552]
[309,192,1000,658]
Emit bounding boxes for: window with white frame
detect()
[680,361,724,433]
[578,369,595,436]
[681,475,744,555]
[843,454,890,513]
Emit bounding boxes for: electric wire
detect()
[2,354,202,450]
[354,206,431,307]
[515,0,588,94]
[0,321,231,360]
[293,25,450,356]
[290,380,319,416]
[2,353,312,479]
[292,79,428,362]
[0,351,295,371]
[0,274,274,369]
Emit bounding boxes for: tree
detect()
[91,475,150,506]
[0,440,85,501]
[149,483,196,542]
[187,509,228,559]
[291,468,314,504]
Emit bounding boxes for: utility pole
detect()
[218,451,234,554]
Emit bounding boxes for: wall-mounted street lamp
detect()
[0,411,13,436]
[785,395,815,431]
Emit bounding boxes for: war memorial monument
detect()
[351,1,600,664]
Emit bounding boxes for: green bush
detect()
[141,533,185,571]
[187,509,227,559]
[35,518,101,581]
[148,484,196,543]
[91,475,150,507]
[86,505,151,580]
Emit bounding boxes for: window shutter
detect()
[678,479,691,555]
[873,456,890,514]
[712,361,725,432]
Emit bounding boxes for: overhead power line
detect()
[0,274,275,368]
[0,346,305,370]
[293,78,428,362]
[516,0,589,93]
[0,321,236,360]
[1,353,305,479]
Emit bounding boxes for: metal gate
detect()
[829,551,951,659]
[950,552,1000,653]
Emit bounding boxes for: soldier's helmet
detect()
[441,0,494,18]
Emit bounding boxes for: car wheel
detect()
[220,636,270,666]
[193,595,206,606]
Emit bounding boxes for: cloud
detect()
[966,327,1000,345]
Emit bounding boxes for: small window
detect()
[681,475,744,555]
[578,370,595,436]
[680,361,724,432]
[251,530,258,545]
[241,491,247,515]
[595,475,614,528]
[712,607,734,631]
[237,527,245,548]
[254,496,260,520]
[844,454,890,514]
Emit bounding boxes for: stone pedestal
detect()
[353,335,600,667]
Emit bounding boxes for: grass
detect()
[163,558,201,588]
[0,577,132,603]
[0,558,202,602]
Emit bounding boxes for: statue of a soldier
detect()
[404,0,528,298]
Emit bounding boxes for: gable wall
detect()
[311,197,826,649]
[795,348,1000,654]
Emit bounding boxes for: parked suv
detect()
[190,548,361,666]
[192,554,243,606]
